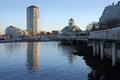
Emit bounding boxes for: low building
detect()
[61,18,81,33]
[5,25,28,37]
[0,30,2,35]
[0,29,4,35]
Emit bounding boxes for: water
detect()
[0,42,92,80]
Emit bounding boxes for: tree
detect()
[46,32,51,35]
[99,19,120,30]
[86,22,99,31]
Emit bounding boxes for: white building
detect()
[0,27,5,35]
[27,5,40,36]
[5,25,28,37]
[61,18,81,33]
[0,30,2,35]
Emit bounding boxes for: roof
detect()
[69,18,74,21]
[7,25,24,31]
[61,25,81,32]
[29,5,38,8]
[9,25,16,28]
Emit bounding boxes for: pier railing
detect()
[89,27,120,40]
[58,32,88,40]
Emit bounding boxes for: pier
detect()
[59,27,120,67]
[89,27,120,66]
[58,31,88,45]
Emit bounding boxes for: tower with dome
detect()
[61,18,81,33]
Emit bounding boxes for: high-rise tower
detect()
[27,5,40,36]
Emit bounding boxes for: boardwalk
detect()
[89,27,120,66]
[59,27,120,66]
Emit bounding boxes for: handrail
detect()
[89,27,120,40]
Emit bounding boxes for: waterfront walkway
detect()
[59,27,120,67]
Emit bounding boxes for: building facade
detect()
[27,5,40,36]
[5,25,28,37]
[99,1,120,29]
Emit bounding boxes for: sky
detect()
[0,0,119,32]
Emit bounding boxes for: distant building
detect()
[61,18,81,33]
[99,1,120,29]
[0,30,2,35]
[0,28,5,35]
[27,5,40,36]
[5,25,28,37]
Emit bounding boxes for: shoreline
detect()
[0,39,60,43]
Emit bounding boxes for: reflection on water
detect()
[4,43,23,54]
[88,69,108,80]
[58,44,77,64]
[2,42,120,80]
[88,69,120,80]
[26,42,40,72]
[68,53,77,63]
[75,47,120,80]
[88,69,105,80]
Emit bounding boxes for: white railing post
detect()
[112,42,117,66]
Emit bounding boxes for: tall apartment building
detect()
[27,5,40,36]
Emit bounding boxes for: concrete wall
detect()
[104,48,120,61]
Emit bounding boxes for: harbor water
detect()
[0,42,120,80]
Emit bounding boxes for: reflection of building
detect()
[5,43,22,53]
[68,53,77,63]
[27,5,40,36]
[26,42,40,72]
[58,44,77,63]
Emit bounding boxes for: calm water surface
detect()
[0,42,92,80]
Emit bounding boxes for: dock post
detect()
[112,42,117,67]
[100,41,104,60]
[93,44,96,56]
[93,40,96,56]
[96,45,99,55]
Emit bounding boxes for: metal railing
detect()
[58,32,88,40]
[89,27,120,40]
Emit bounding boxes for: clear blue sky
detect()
[0,0,119,32]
